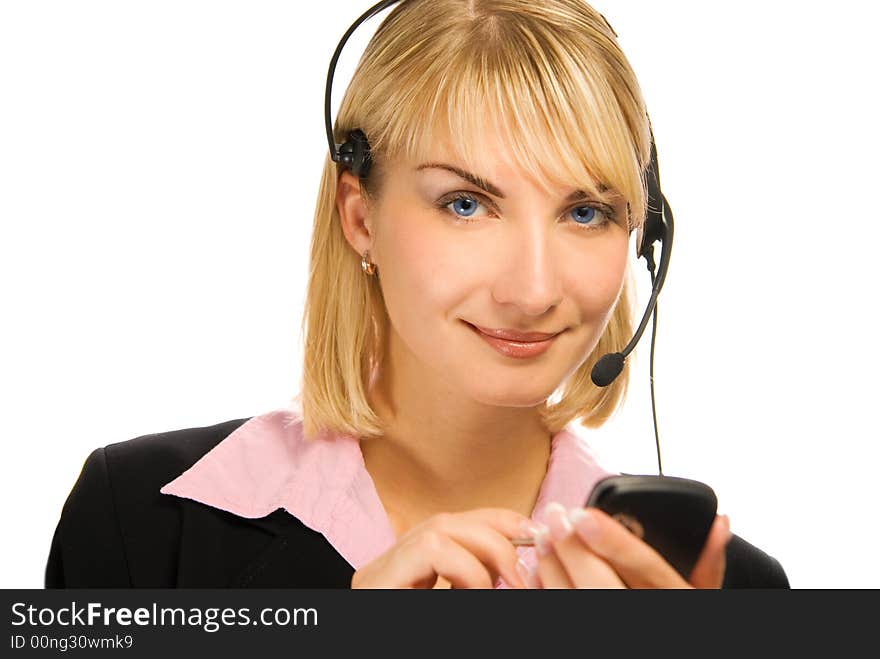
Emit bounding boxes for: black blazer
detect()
[45,417,790,588]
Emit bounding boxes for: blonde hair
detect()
[296,0,652,441]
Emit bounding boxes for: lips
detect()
[467,323,562,342]
[464,321,562,359]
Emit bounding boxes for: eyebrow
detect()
[415,162,611,202]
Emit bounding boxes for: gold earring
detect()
[361,250,377,276]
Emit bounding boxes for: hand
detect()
[350,508,531,589]
[529,502,732,589]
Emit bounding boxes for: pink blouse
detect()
[159,405,615,588]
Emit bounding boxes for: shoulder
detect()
[46,416,252,587]
[100,416,253,489]
[77,415,255,513]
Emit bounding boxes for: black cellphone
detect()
[584,475,717,580]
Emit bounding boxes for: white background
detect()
[1,0,877,588]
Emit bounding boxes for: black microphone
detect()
[591,352,626,388]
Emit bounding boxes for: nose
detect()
[490,221,564,317]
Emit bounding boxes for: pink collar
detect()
[160,406,615,578]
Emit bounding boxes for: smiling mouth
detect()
[463,321,563,343]
[462,321,564,359]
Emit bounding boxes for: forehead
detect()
[394,116,603,199]
[409,124,517,179]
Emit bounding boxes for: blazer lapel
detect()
[175,500,355,588]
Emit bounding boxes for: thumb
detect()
[688,514,731,589]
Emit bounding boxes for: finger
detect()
[570,507,689,588]
[553,535,626,588]
[689,514,731,589]
[401,530,495,589]
[415,512,528,589]
[459,507,536,541]
[543,505,625,588]
[533,529,574,589]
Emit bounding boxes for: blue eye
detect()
[570,206,597,225]
[448,196,483,218]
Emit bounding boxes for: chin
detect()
[465,383,556,409]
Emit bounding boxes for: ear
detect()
[336,170,373,257]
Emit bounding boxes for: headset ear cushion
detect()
[342,129,372,178]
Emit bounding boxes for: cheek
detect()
[568,235,629,312]
[376,211,465,329]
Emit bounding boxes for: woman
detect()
[46,0,789,589]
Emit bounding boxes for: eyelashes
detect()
[433,191,617,232]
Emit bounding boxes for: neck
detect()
[360,344,554,533]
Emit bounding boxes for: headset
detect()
[324,0,675,475]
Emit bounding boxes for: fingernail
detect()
[544,502,573,541]
[537,501,560,525]
[516,558,539,589]
[723,515,732,542]
[519,518,544,538]
[534,528,553,557]
[568,507,599,542]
